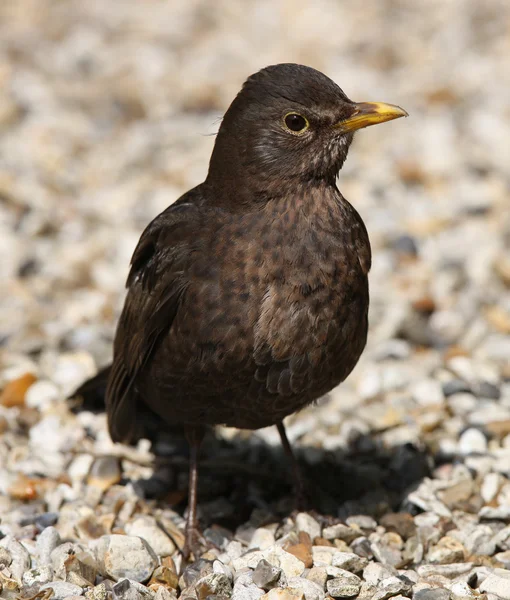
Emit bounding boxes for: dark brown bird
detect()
[77,63,407,557]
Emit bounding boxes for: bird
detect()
[74,63,407,558]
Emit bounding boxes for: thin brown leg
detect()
[183,425,205,560]
[277,421,307,510]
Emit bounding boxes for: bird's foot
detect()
[182,525,209,563]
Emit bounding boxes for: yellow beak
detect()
[335,101,408,133]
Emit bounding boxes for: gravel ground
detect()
[1,1,510,599]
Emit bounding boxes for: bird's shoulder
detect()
[126,184,215,291]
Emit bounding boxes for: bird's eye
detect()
[283,112,309,134]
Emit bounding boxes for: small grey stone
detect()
[35,512,59,529]
[442,380,471,397]
[40,581,84,598]
[252,559,282,590]
[331,552,368,573]
[370,541,403,567]
[287,576,325,600]
[180,558,214,588]
[393,234,418,257]
[371,575,412,600]
[37,525,61,565]
[326,571,361,598]
[0,536,31,581]
[295,513,321,541]
[112,578,151,600]
[413,590,451,600]
[480,569,510,600]
[349,536,373,559]
[22,565,54,587]
[474,381,501,400]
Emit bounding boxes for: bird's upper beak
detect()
[335,101,408,133]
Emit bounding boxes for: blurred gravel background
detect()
[0,1,509,599]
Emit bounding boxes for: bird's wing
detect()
[106,201,202,443]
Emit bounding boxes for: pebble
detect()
[263,546,305,580]
[87,456,122,491]
[458,428,487,454]
[326,571,361,598]
[195,572,233,599]
[261,588,305,600]
[40,581,84,598]
[287,577,325,600]
[232,570,265,600]
[252,559,282,590]
[125,516,176,557]
[250,528,277,550]
[94,534,158,583]
[480,569,510,600]
[0,536,31,581]
[306,567,327,589]
[295,513,321,541]
[448,581,476,598]
[322,524,359,543]
[331,552,368,573]
[37,525,61,565]
[22,565,54,586]
[426,537,465,564]
[411,379,444,406]
[413,590,452,600]
[112,578,154,600]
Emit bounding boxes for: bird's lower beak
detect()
[335,101,408,133]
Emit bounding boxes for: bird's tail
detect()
[69,365,111,413]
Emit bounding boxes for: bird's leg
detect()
[277,421,308,510]
[183,425,206,561]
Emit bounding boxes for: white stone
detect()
[93,534,158,583]
[411,379,444,406]
[262,546,305,580]
[250,527,276,550]
[295,513,321,541]
[458,428,487,454]
[125,516,176,557]
[480,569,510,600]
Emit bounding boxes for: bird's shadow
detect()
[129,424,432,534]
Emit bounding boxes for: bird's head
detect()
[207,63,407,203]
